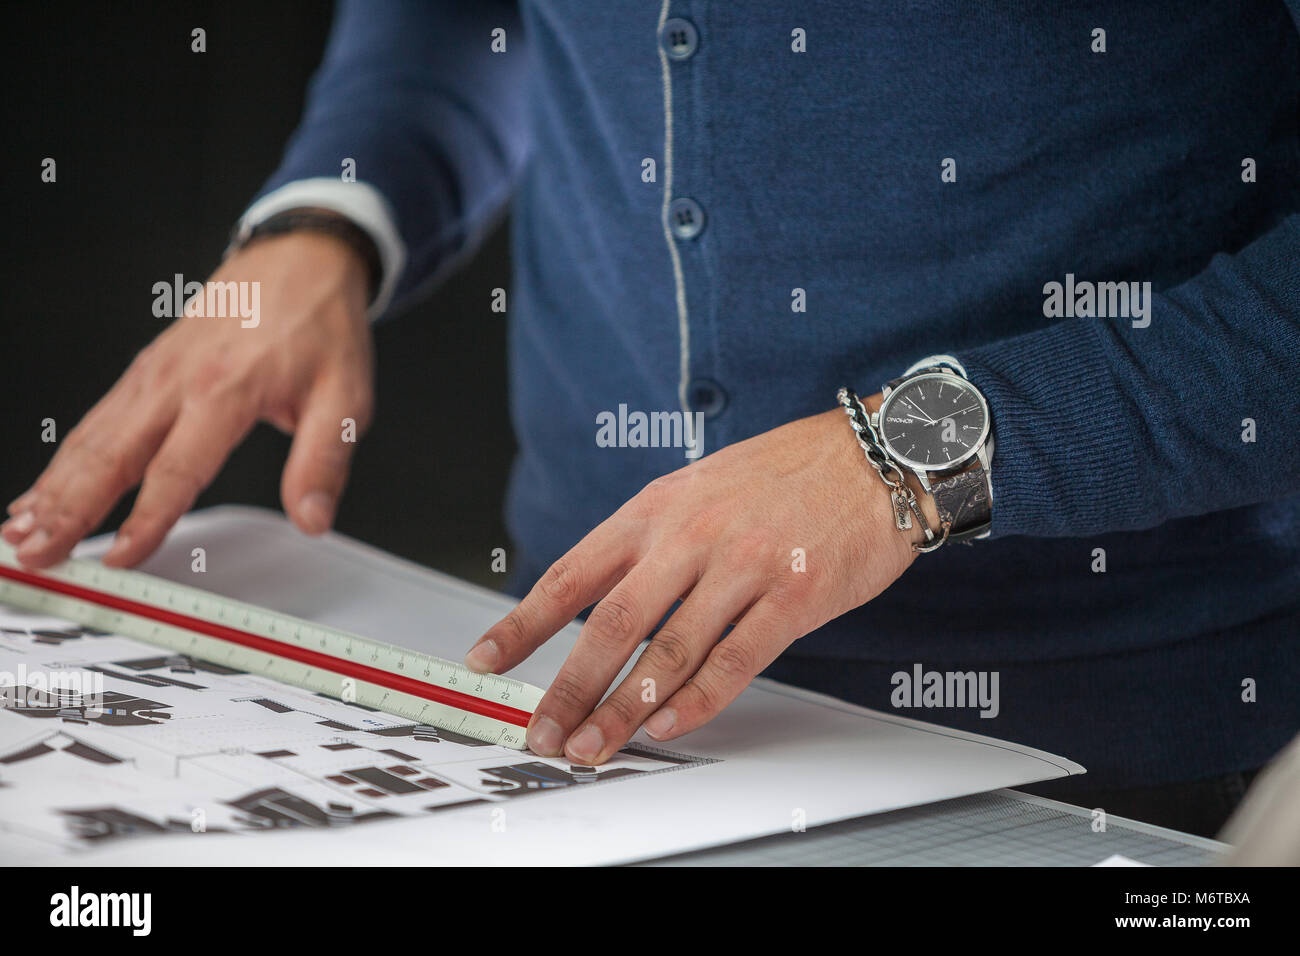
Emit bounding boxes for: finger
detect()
[7,402,173,566]
[3,412,105,544]
[280,371,371,536]
[7,489,38,516]
[0,507,37,544]
[563,568,759,764]
[464,520,639,676]
[527,553,698,757]
[94,397,258,567]
[642,596,792,742]
[4,374,147,537]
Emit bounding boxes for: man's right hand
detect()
[2,230,376,569]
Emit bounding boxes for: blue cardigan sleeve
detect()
[958,1,1300,539]
[252,0,530,316]
[958,209,1300,538]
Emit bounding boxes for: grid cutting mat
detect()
[639,789,1227,867]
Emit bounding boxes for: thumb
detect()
[280,374,372,535]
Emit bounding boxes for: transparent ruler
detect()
[0,542,542,748]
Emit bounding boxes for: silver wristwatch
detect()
[871,360,994,542]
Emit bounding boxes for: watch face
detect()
[879,373,989,472]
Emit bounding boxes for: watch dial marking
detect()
[881,376,986,469]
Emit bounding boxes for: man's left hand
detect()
[464,402,921,764]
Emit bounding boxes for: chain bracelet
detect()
[835,387,945,552]
[845,391,951,552]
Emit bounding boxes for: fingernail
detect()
[16,528,50,559]
[527,714,564,756]
[643,707,677,740]
[298,491,335,534]
[464,639,499,673]
[565,724,604,763]
[5,511,35,536]
[103,533,132,564]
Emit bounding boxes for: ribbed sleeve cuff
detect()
[956,321,1149,538]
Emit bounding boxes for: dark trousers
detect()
[1017,768,1261,839]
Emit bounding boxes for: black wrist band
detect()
[228,209,383,306]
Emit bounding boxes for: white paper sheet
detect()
[0,611,715,856]
[0,506,1083,865]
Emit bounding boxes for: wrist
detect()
[228,230,371,312]
[228,207,381,306]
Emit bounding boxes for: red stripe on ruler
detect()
[0,561,532,728]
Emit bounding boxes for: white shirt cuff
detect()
[233,178,406,320]
[904,353,969,379]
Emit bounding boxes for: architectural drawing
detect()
[0,605,714,855]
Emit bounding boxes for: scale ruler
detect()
[0,541,542,749]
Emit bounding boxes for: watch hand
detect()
[901,397,936,425]
[923,404,980,426]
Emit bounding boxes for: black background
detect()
[13,867,1280,939]
[1,1,516,587]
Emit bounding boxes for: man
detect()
[5,2,1298,837]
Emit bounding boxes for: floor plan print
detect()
[0,605,714,855]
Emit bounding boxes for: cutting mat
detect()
[639,789,1227,866]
